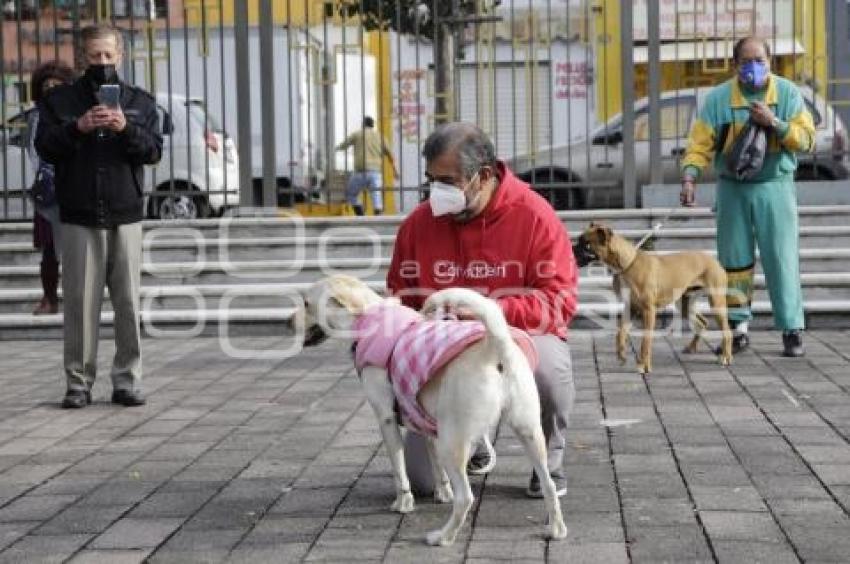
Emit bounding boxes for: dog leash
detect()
[634,204,681,249]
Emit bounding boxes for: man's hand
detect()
[101,107,126,132]
[749,101,775,128]
[680,177,696,207]
[75,107,103,133]
[75,105,126,134]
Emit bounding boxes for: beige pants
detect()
[61,222,142,393]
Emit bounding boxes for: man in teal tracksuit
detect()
[681,36,815,357]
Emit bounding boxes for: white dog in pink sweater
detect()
[300,274,567,546]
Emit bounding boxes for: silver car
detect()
[509,86,849,209]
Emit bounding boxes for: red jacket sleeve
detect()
[387,217,427,310]
[495,213,578,337]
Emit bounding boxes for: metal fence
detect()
[1,0,849,221]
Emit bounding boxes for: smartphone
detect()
[97,84,121,109]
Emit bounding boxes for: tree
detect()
[336,1,501,124]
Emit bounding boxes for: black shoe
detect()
[111,389,146,407]
[714,332,750,356]
[526,471,568,499]
[782,330,804,357]
[732,333,750,354]
[61,389,91,409]
[466,450,493,475]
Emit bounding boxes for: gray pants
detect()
[61,222,143,394]
[403,334,575,493]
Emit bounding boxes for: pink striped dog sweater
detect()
[353,301,538,437]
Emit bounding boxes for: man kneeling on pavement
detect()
[387,122,577,498]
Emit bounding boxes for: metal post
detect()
[234,0,254,208]
[433,2,456,124]
[259,0,277,208]
[828,0,850,133]
[620,0,636,207]
[647,0,662,187]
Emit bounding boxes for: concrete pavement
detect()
[0,330,847,562]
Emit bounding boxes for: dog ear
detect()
[325,277,364,314]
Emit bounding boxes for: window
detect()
[634,98,694,141]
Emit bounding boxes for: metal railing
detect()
[1,0,848,221]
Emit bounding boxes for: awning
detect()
[633,38,806,64]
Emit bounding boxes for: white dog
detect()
[300,274,567,546]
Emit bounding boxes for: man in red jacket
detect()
[387,122,578,498]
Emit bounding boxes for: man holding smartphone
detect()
[35,24,162,409]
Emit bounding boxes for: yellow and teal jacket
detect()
[682,75,815,183]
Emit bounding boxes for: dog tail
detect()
[421,287,524,376]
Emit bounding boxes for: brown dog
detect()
[581,223,733,374]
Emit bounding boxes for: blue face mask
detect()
[738,61,769,89]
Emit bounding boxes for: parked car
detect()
[149,93,240,219]
[0,92,239,220]
[509,85,849,209]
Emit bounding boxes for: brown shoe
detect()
[33,297,58,315]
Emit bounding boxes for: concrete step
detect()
[0,234,399,266]
[6,225,850,266]
[5,205,850,243]
[6,248,850,288]
[2,298,848,340]
[2,273,850,315]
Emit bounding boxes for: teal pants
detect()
[715,175,804,331]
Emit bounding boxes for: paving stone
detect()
[547,543,629,564]
[783,524,850,561]
[711,540,799,564]
[89,518,183,549]
[0,533,92,564]
[67,549,151,564]
[690,486,768,512]
[626,525,713,563]
[0,495,78,522]
[35,504,129,535]
[226,542,311,563]
[700,511,786,542]
[240,516,327,544]
[812,464,850,485]
[622,498,698,527]
[127,490,215,518]
[466,539,546,560]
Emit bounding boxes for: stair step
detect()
[2,299,847,340]
[2,274,850,314]
[4,205,850,242]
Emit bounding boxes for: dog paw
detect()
[434,483,453,504]
[425,529,455,546]
[547,519,568,540]
[391,492,415,513]
[719,355,732,366]
[637,365,650,376]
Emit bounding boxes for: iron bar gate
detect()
[1,0,849,221]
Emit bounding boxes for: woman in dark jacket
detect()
[27,61,76,315]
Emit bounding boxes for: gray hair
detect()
[422,122,497,179]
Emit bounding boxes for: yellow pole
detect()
[594,0,622,124]
[366,29,396,215]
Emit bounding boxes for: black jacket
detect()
[35,77,162,227]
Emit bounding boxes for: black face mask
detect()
[85,64,118,86]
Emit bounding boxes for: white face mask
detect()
[428,172,479,217]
